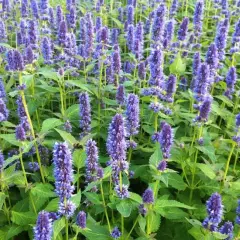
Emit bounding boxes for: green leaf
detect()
[188,227,205,240]
[148,211,161,233]
[70,191,81,208]
[0,134,23,147]
[138,215,146,232]
[65,80,93,94]
[6,225,24,240]
[212,232,228,239]
[196,163,216,179]
[168,173,187,190]
[53,217,65,240]
[54,128,77,146]
[11,211,36,226]
[84,192,102,205]
[196,146,216,162]
[154,200,194,211]
[157,207,188,219]
[45,198,59,212]
[129,192,143,204]
[169,52,186,75]
[73,149,86,169]
[40,118,63,134]
[31,183,56,198]
[149,145,162,167]
[38,70,59,81]
[81,224,111,240]
[116,200,132,217]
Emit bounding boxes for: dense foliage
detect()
[0,0,240,239]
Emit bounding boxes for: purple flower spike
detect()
[111,46,121,79]
[58,21,68,46]
[178,17,189,41]
[215,18,229,61]
[197,96,212,122]
[158,160,167,171]
[114,184,129,199]
[15,124,26,141]
[53,142,74,201]
[31,0,39,19]
[41,37,53,64]
[0,151,4,171]
[170,0,178,17]
[85,139,100,186]
[127,5,134,25]
[193,0,204,38]
[111,227,121,239]
[34,211,52,240]
[236,199,240,224]
[149,47,164,87]
[165,75,177,103]
[116,85,125,105]
[206,43,219,75]
[24,46,35,65]
[225,67,237,99]
[202,193,223,231]
[163,20,175,49]
[126,94,139,137]
[159,122,173,159]
[107,114,127,162]
[219,221,233,240]
[151,4,166,43]
[79,92,91,138]
[76,211,86,229]
[194,63,210,101]
[127,24,134,52]
[236,113,240,128]
[0,98,9,122]
[138,62,146,80]
[58,200,76,219]
[142,188,154,204]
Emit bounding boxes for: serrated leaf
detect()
[65,80,93,94]
[73,149,86,169]
[31,183,56,198]
[169,52,186,75]
[154,200,194,211]
[212,231,228,239]
[70,191,81,208]
[6,225,24,240]
[53,217,65,240]
[81,223,111,240]
[45,198,59,212]
[55,128,77,146]
[129,192,143,204]
[196,146,216,162]
[188,227,205,240]
[0,134,23,147]
[38,70,59,81]
[149,145,162,167]
[11,211,36,226]
[40,118,63,134]
[116,200,132,217]
[84,192,102,205]
[148,211,161,233]
[196,163,216,179]
[168,173,187,190]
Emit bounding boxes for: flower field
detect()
[0,0,240,239]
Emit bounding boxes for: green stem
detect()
[221,142,236,191]
[126,215,139,240]
[146,205,152,235]
[19,148,28,186]
[19,73,45,183]
[233,150,239,173]
[189,126,203,203]
[66,217,68,240]
[100,181,111,232]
